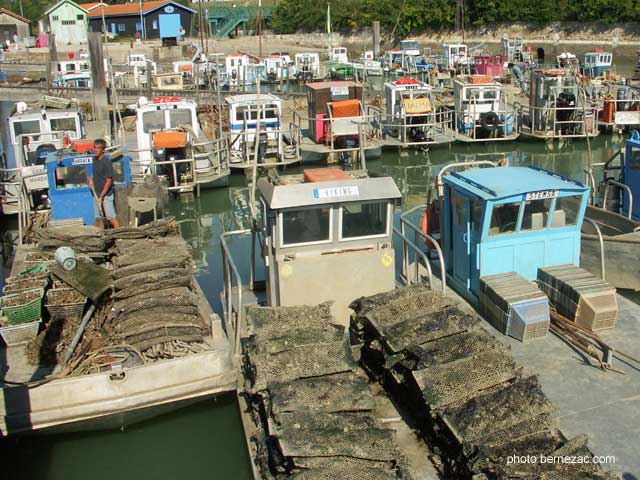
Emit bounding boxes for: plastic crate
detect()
[7,265,49,283]
[0,288,44,325]
[3,276,49,295]
[0,319,41,346]
[45,288,87,321]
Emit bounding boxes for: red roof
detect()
[78,2,103,11]
[0,7,30,23]
[88,1,194,17]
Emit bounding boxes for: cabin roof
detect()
[443,166,587,201]
[257,176,401,209]
[225,93,281,105]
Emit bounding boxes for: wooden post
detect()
[88,32,108,121]
[372,21,380,59]
[47,33,57,93]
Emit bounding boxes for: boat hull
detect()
[581,206,640,290]
[0,347,237,436]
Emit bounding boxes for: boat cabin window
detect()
[466,88,480,100]
[13,120,41,138]
[521,198,553,231]
[50,117,77,133]
[169,109,192,128]
[489,202,520,235]
[553,195,581,227]
[142,110,166,133]
[483,89,498,100]
[340,201,388,239]
[112,162,125,183]
[55,165,89,188]
[281,207,332,247]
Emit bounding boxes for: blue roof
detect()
[443,166,588,200]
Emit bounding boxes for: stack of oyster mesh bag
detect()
[241,301,414,480]
[350,284,620,480]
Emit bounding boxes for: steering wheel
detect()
[500,220,517,233]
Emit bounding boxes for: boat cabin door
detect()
[449,189,482,294]
[624,133,640,221]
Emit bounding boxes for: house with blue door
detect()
[87,1,194,40]
[44,0,88,45]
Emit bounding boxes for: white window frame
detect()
[279,207,334,248]
[338,201,391,241]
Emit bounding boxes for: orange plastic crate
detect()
[331,99,361,118]
[304,168,352,183]
[71,139,95,153]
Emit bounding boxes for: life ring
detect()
[479,111,499,131]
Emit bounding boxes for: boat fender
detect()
[479,111,499,131]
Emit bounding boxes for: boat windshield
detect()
[281,207,331,246]
[12,120,41,140]
[521,198,553,231]
[490,202,520,235]
[142,110,167,133]
[169,109,192,128]
[55,165,89,188]
[553,195,581,226]
[50,116,78,133]
[341,201,388,239]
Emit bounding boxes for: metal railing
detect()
[220,229,252,356]
[380,107,455,146]
[393,226,433,288]
[436,160,498,197]
[399,204,446,293]
[583,217,606,280]
[603,179,634,219]
[518,103,600,138]
[0,167,28,244]
[453,106,519,141]
[227,124,302,167]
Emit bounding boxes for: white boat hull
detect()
[0,346,237,436]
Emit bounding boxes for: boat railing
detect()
[127,147,197,192]
[393,226,433,289]
[453,105,519,141]
[436,160,498,197]
[381,108,455,145]
[193,137,230,176]
[582,217,606,280]
[365,105,385,140]
[227,123,302,167]
[603,179,634,219]
[220,229,253,357]
[0,167,28,243]
[399,204,446,293]
[517,103,600,138]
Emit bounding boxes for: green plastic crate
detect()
[0,288,44,325]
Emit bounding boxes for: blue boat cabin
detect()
[47,150,132,226]
[623,131,640,221]
[441,166,590,300]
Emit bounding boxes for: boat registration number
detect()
[524,190,559,201]
[313,186,359,199]
[72,156,93,165]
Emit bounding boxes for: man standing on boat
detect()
[90,139,120,229]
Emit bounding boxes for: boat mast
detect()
[258,0,263,58]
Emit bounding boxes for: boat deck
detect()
[426,266,640,476]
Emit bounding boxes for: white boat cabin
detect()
[4,102,84,212]
[225,93,282,164]
[295,52,320,79]
[225,52,265,87]
[264,54,290,81]
[53,72,93,88]
[384,77,444,145]
[500,36,533,64]
[400,39,420,56]
[557,52,579,70]
[57,60,90,74]
[444,43,468,69]
[133,96,201,166]
[583,51,613,78]
[383,50,419,73]
[453,75,517,141]
[329,47,349,64]
[126,53,148,67]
